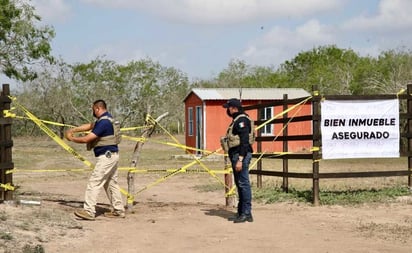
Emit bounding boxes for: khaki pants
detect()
[84,152,124,215]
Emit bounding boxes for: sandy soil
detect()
[1,137,412,253]
[1,173,411,253]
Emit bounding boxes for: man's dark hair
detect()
[93,99,107,109]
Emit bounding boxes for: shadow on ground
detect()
[202,207,236,220]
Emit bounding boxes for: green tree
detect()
[158,67,189,133]
[212,59,282,88]
[117,59,189,133]
[280,45,362,94]
[362,48,412,94]
[16,57,190,136]
[71,57,125,124]
[70,57,189,134]
[0,0,55,81]
[216,59,248,88]
[15,58,74,136]
[242,65,282,88]
[116,59,164,127]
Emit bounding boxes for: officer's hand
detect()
[235,161,242,172]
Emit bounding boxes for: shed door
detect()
[195,106,203,154]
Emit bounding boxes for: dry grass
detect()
[2,135,412,252]
[0,203,83,253]
[11,135,411,191]
[357,218,412,243]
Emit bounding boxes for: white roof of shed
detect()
[184,88,310,101]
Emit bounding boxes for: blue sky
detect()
[3,0,412,85]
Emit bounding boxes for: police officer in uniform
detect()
[223,98,254,223]
[65,99,125,220]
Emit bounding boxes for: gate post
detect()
[282,94,289,193]
[312,86,321,206]
[256,107,263,188]
[407,84,412,188]
[0,84,14,201]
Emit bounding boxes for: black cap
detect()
[223,98,242,109]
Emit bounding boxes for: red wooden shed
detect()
[183,88,312,155]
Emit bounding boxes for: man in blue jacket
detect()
[223,98,253,223]
[66,99,125,220]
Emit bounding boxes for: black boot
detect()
[233,214,253,223]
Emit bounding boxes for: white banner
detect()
[321,99,399,159]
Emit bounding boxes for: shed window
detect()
[188,107,194,136]
[259,107,273,135]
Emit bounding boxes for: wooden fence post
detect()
[407,84,412,188]
[256,107,263,188]
[127,112,168,212]
[0,84,13,201]
[312,85,321,206]
[282,94,289,193]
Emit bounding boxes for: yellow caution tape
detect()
[7,100,231,200]
[126,194,134,204]
[125,133,222,155]
[5,109,76,128]
[146,115,229,188]
[9,108,144,132]
[120,126,147,131]
[255,96,312,131]
[3,109,16,118]
[7,167,231,175]
[10,97,94,169]
[6,168,90,174]
[7,97,323,199]
[154,139,218,154]
[118,188,133,204]
[135,147,225,195]
[121,135,147,142]
[397,88,405,97]
[120,167,231,174]
[0,183,15,191]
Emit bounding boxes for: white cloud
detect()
[32,0,72,23]
[85,42,188,71]
[30,0,412,80]
[241,19,334,67]
[87,43,147,64]
[296,20,334,43]
[349,44,382,59]
[343,0,412,32]
[82,0,342,24]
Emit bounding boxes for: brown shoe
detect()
[74,210,95,221]
[104,211,125,218]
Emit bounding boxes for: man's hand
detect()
[65,129,74,141]
[235,160,242,172]
[65,123,96,144]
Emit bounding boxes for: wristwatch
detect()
[238,156,243,162]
